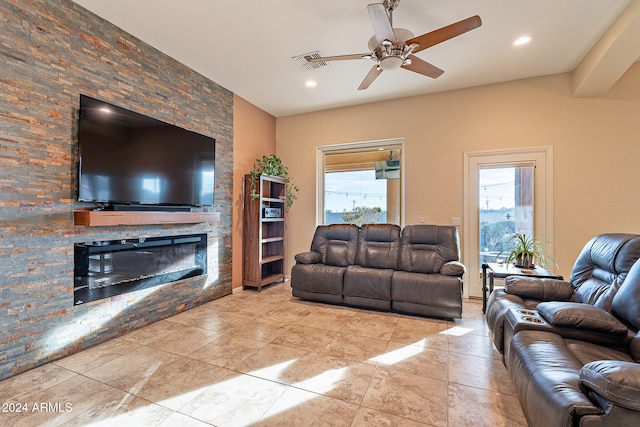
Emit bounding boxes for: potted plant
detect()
[499,232,556,269]
[248,154,298,212]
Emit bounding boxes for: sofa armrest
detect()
[580,360,640,411]
[504,276,574,301]
[294,251,322,264]
[440,261,466,276]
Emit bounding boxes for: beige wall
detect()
[233,95,276,288]
[276,63,640,280]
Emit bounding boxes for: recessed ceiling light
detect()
[513,36,531,46]
[305,80,317,88]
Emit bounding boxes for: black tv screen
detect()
[77,95,215,207]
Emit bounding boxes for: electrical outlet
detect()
[451,217,461,226]
[419,217,425,224]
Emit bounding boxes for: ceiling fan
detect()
[308,0,482,90]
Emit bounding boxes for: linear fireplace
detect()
[74,233,207,305]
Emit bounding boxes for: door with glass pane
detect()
[464,148,553,299]
[478,165,534,266]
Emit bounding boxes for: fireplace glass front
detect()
[74,233,207,305]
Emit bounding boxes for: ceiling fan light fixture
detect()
[379,56,403,71]
[403,58,412,66]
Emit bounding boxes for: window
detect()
[317,140,404,226]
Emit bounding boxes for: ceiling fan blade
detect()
[401,55,444,78]
[358,65,383,90]
[308,53,371,63]
[368,3,396,45]
[407,15,482,54]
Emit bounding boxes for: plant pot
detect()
[514,254,535,268]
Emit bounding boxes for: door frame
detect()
[463,146,554,299]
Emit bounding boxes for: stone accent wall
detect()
[0,0,233,380]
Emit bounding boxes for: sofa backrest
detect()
[310,224,360,267]
[570,233,640,310]
[398,225,461,274]
[612,259,640,361]
[354,224,401,269]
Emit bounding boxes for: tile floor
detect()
[0,283,527,426]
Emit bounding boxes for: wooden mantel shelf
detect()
[74,210,221,226]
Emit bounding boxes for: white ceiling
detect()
[73,0,638,117]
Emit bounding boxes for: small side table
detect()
[482,262,563,313]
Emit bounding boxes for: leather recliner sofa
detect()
[291,223,465,318]
[506,258,640,426]
[485,233,640,426]
[486,233,640,354]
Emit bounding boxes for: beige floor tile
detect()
[0,363,78,402]
[374,340,448,382]
[0,375,122,427]
[168,309,254,334]
[178,373,287,426]
[128,357,234,410]
[362,366,448,427]
[260,304,313,323]
[143,325,221,356]
[270,324,339,352]
[295,307,355,332]
[0,285,531,427]
[389,317,449,351]
[229,343,312,385]
[231,317,294,342]
[187,334,268,368]
[53,337,143,374]
[293,354,377,404]
[60,391,174,426]
[448,352,517,394]
[448,330,501,360]
[121,319,190,345]
[338,312,399,340]
[321,332,389,363]
[156,411,214,427]
[448,383,527,427]
[254,386,359,427]
[82,346,181,393]
[351,406,432,426]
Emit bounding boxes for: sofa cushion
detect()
[440,261,466,276]
[612,259,640,330]
[504,276,574,301]
[580,360,640,411]
[310,224,359,267]
[294,251,322,264]
[344,265,393,301]
[537,301,631,347]
[537,302,628,335]
[398,225,460,274]
[354,224,400,269]
[571,234,640,309]
[290,264,345,295]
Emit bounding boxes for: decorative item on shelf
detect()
[498,232,557,269]
[248,154,298,212]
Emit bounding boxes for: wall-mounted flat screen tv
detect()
[77,95,215,208]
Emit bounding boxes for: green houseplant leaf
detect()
[248,154,298,212]
[498,232,557,269]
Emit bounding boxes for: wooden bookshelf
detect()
[74,210,220,226]
[242,174,286,291]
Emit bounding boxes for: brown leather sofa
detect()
[485,233,640,426]
[486,233,640,354]
[291,223,465,318]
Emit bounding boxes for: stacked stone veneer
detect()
[0,0,233,380]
